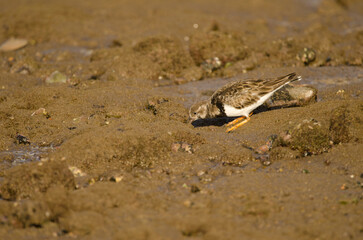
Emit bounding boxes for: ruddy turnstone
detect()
[189,72,302,132]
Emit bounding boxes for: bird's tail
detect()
[285,72,302,83]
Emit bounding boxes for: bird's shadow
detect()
[191,117,230,127]
[191,105,279,128]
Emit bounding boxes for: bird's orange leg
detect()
[225,112,253,127]
[226,116,246,127]
[226,116,251,132]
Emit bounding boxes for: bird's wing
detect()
[211,73,299,109]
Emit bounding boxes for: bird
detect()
[189,72,302,132]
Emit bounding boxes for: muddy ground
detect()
[0,0,362,239]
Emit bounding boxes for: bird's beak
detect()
[188,116,196,123]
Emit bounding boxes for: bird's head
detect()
[189,101,209,122]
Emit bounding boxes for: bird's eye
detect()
[194,112,197,115]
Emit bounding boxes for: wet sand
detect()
[0,0,362,239]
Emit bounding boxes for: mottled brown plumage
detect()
[211,73,300,111]
[189,72,302,132]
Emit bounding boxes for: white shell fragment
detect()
[0,38,28,52]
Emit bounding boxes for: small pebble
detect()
[181,142,193,153]
[201,57,222,73]
[261,158,271,166]
[171,143,181,152]
[171,142,193,154]
[297,48,316,65]
[190,185,200,193]
[256,145,269,154]
[31,108,51,119]
[68,166,86,177]
[45,71,68,84]
[183,200,192,207]
[16,134,30,145]
[89,178,96,185]
[336,89,345,95]
[110,175,123,182]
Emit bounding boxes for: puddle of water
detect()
[0,146,53,168]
